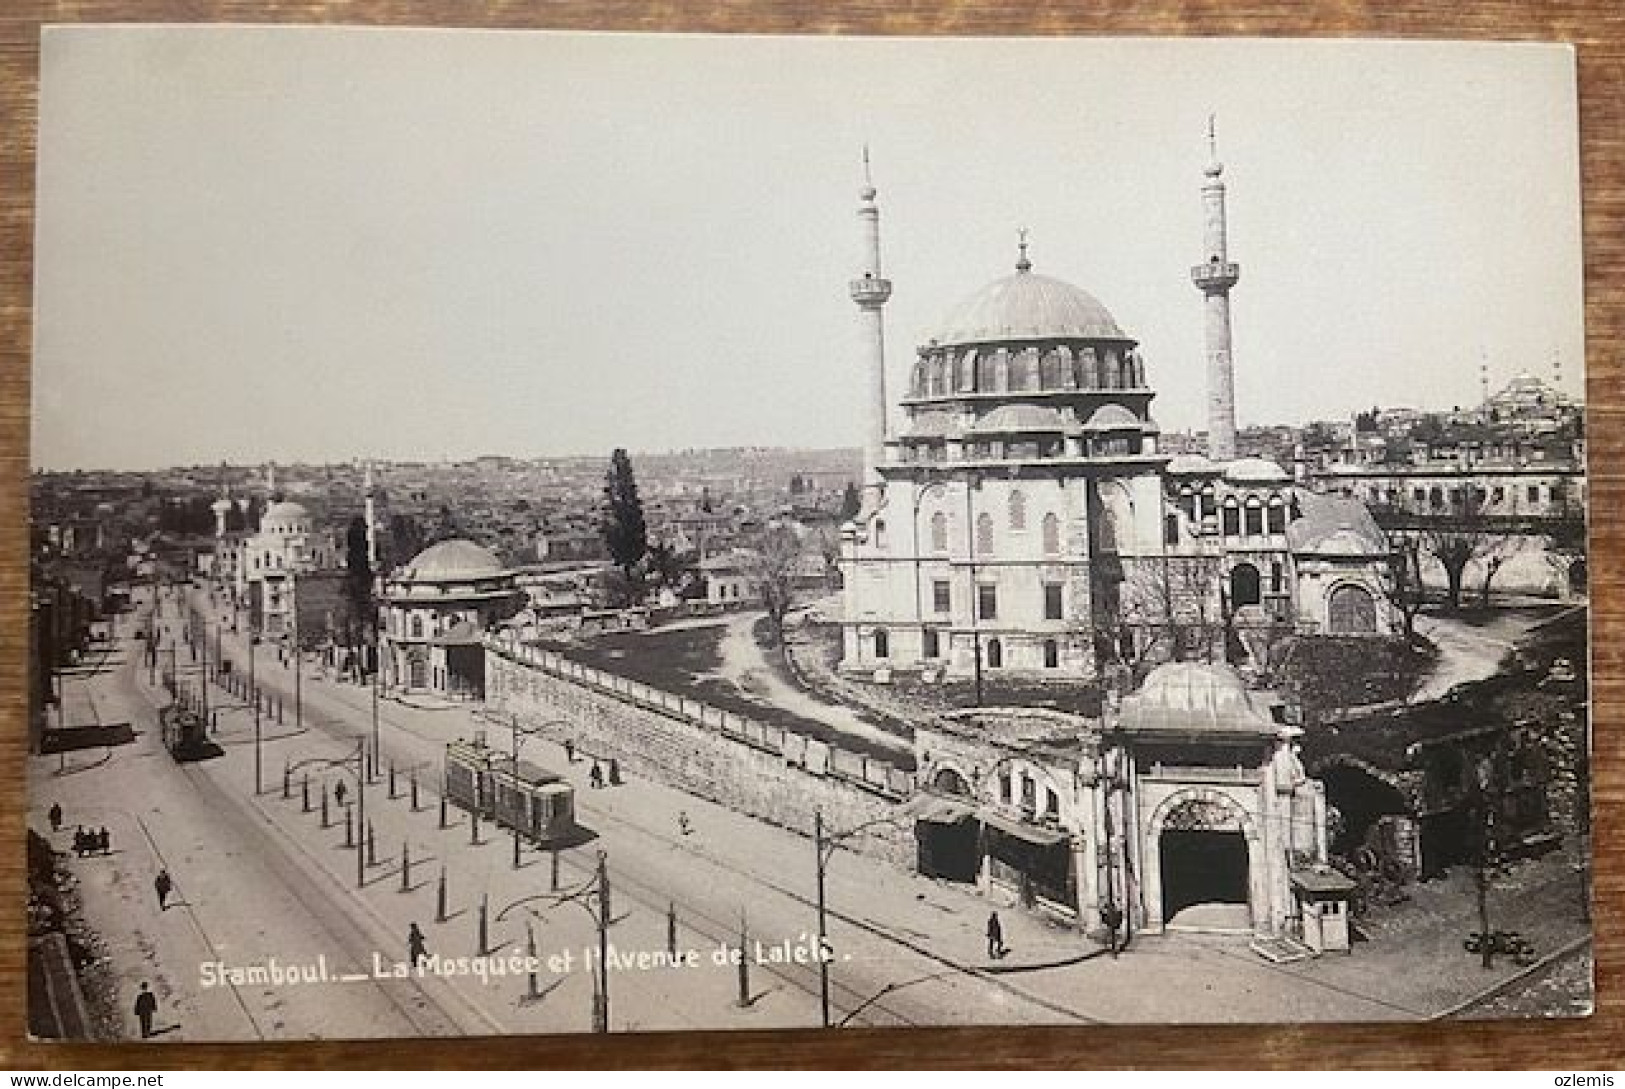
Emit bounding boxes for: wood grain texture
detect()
[1,0,1620,1070]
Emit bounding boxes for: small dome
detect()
[971,403,1067,433]
[1081,404,1142,432]
[403,539,506,581]
[934,268,1126,346]
[1166,453,1220,475]
[1117,662,1280,734]
[1224,457,1290,483]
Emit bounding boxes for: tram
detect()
[160,704,213,762]
[444,737,576,846]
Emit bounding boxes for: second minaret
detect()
[1191,119,1240,462]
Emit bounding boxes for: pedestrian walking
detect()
[73,828,89,857]
[334,780,347,808]
[133,982,158,1039]
[589,761,604,790]
[563,739,576,764]
[986,911,1005,960]
[154,869,173,911]
[48,803,63,833]
[678,811,693,837]
[608,758,622,787]
[96,827,111,854]
[407,922,429,968]
[1100,901,1124,957]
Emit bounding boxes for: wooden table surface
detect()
[1,0,1620,1070]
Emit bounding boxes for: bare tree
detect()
[1382,534,1427,640]
[1099,553,1227,676]
[1419,491,1509,611]
[746,525,804,648]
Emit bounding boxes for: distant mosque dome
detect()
[402,539,506,582]
[1081,403,1143,432]
[260,500,311,534]
[933,265,1127,347]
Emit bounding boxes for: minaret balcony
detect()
[850,276,893,307]
[1191,261,1240,291]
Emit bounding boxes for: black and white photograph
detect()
[26,27,1592,1040]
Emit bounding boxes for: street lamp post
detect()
[495,849,613,1032]
[288,741,366,888]
[811,808,907,1029]
[250,633,261,795]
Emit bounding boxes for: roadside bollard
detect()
[282,762,291,800]
[400,842,411,892]
[301,773,310,813]
[320,784,330,828]
[526,921,539,1000]
[551,848,560,891]
[736,911,751,1009]
[667,902,678,957]
[344,805,354,848]
[470,808,480,845]
[436,866,447,924]
[477,894,489,956]
[366,822,377,867]
[410,772,419,812]
[439,790,448,829]
[389,762,397,800]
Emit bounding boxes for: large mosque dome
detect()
[933,266,1127,347]
[402,539,506,582]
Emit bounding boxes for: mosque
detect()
[838,134,1395,685]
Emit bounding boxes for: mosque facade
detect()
[838,138,1395,684]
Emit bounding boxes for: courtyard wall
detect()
[483,635,918,868]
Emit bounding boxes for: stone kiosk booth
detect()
[911,661,1340,950]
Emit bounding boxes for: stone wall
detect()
[484,639,918,868]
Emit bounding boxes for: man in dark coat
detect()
[986,911,1005,959]
[133,982,158,1038]
[408,922,429,968]
[154,869,173,911]
[48,803,62,833]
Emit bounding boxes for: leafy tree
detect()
[343,515,374,674]
[388,513,424,567]
[644,541,694,596]
[839,482,861,521]
[1420,492,1508,611]
[601,449,648,593]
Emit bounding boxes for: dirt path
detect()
[1411,611,1546,701]
[703,611,911,760]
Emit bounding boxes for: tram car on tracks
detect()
[444,737,576,846]
[160,704,215,762]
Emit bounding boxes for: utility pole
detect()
[815,809,831,1028]
[512,717,523,870]
[250,634,261,794]
[356,738,366,889]
[294,636,303,733]
[596,850,610,1033]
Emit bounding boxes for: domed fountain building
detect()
[380,539,525,700]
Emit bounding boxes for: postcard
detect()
[27,27,1590,1039]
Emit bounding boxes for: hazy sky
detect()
[32,29,1583,471]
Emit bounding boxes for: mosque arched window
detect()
[1043,639,1059,669]
[976,353,999,392]
[985,638,1003,669]
[1244,498,1264,536]
[1267,498,1287,534]
[873,629,890,659]
[1164,513,1180,546]
[1041,513,1061,555]
[1012,349,1039,391]
[410,615,423,639]
[1039,349,1063,389]
[1328,584,1378,634]
[976,513,994,555]
[1221,499,1241,537]
[1230,563,1262,608]
[1008,490,1027,531]
[930,512,949,553]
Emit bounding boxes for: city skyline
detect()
[33,30,1583,471]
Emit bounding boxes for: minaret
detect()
[265,461,279,500]
[849,148,893,500]
[363,461,379,567]
[1191,116,1240,462]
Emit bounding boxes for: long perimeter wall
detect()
[483,636,918,868]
